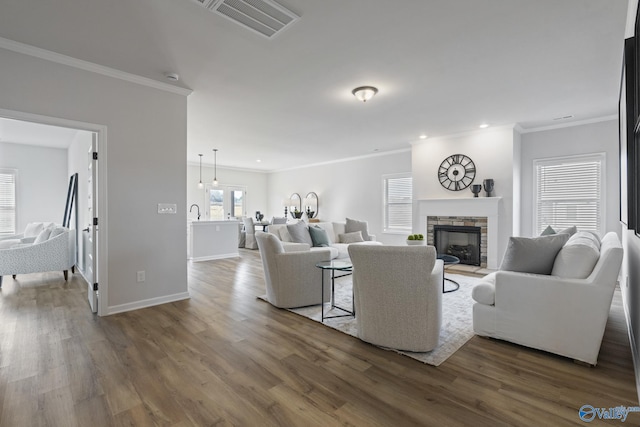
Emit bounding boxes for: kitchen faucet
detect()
[189,204,201,220]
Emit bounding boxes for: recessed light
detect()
[479,123,489,129]
[256,159,262,163]
[419,134,428,139]
[164,72,179,81]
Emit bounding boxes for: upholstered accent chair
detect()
[255,231,332,309]
[0,226,76,286]
[348,244,444,352]
[243,217,258,250]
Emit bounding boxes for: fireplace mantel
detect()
[418,197,502,269]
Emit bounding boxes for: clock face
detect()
[438,154,476,191]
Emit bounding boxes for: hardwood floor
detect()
[0,250,637,426]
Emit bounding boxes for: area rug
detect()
[258,273,480,366]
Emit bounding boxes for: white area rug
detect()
[259,273,480,366]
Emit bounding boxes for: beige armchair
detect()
[255,231,332,308]
[348,245,444,352]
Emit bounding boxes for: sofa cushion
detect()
[308,225,330,247]
[499,233,570,274]
[345,218,370,241]
[472,282,495,305]
[287,221,313,246]
[0,239,21,249]
[24,222,44,238]
[339,231,364,244]
[551,232,600,279]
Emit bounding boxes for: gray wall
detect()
[0,47,189,314]
[0,141,67,231]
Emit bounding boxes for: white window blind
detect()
[0,169,17,235]
[534,154,604,235]
[383,174,412,232]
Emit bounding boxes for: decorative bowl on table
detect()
[406,234,426,245]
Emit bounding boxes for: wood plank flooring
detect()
[0,250,637,426]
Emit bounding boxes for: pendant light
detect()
[212,148,219,186]
[197,154,204,189]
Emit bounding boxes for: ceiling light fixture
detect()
[212,148,219,186]
[352,86,378,102]
[419,134,428,139]
[479,123,489,129]
[197,154,204,189]
[164,72,179,81]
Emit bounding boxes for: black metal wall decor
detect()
[438,154,476,191]
[63,173,78,229]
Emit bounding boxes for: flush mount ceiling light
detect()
[419,134,428,139]
[212,148,219,186]
[479,123,489,129]
[197,154,204,189]
[352,86,378,102]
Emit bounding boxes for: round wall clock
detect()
[438,154,476,191]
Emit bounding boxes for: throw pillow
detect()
[345,218,370,241]
[24,222,44,238]
[339,231,364,244]
[540,225,556,236]
[34,227,53,244]
[557,225,577,236]
[286,221,313,246]
[499,233,570,275]
[49,227,66,239]
[308,225,330,247]
[551,233,600,279]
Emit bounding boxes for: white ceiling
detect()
[0,0,629,171]
[0,117,81,149]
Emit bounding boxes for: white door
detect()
[85,134,98,313]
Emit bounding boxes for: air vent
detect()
[193,0,299,39]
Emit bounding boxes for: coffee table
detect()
[315,260,354,322]
[437,254,460,293]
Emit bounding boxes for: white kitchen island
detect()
[188,220,241,261]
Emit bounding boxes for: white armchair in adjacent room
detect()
[255,231,332,309]
[243,217,258,250]
[0,226,76,286]
[348,244,444,352]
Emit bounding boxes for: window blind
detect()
[0,169,16,235]
[535,155,603,235]
[384,175,412,232]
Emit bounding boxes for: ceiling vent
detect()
[193,0,299,39]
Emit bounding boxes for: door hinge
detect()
[93,217,98,226]
[93,152,98,160]
[93,283,98,291]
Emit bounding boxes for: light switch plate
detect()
[158,203,177,214]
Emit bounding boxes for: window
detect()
[0,169,17,235]
[205,185,246,220]
[534,153,604,235]
[383,174,412,233]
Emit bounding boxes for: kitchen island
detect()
[188,220,241,261]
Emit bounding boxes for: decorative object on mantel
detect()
[406,234,426,245]
[471,184,482,197]
[483,178,494,197]
[438,154,476,191]
[197,154,204,189]
[255,211,264,222]
[304,192,318,219]
[352,86,378,102]
[290,193,302,218]
[212,148,219,186]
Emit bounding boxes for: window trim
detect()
[203,183,247,220]
[0,168,18,236]
[532,152,605,236]
[382,172,413,234]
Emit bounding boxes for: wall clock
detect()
[438,154,476,191]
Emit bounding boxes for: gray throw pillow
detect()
[499,233,570,275]
[345,218,370,241]
[540,225,556,236]
[339,231,364,243]
[308,225,330,247]
[286,221,313,246]
[557,225,577,236]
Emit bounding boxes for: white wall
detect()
[0,47,188,314]
[411,125,517,263]
[0,141,67,231]
[186,164,268,221]
[520,119,620,236]
[267,150,412,245]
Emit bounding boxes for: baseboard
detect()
[106,291,191,315]
[189,253,239,262]
[620,283,640,404]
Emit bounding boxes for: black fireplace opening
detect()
[433,225,481,266]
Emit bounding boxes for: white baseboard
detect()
[620,282,640,404]
[106,291,191,315]
[189,253,239,262]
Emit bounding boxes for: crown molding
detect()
[272,147,412,173]
[517,115,617,133]
[0,37,192,97]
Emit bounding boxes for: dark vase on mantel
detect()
[483,179,494,197]
[471,184,482,198]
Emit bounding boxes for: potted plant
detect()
[292,208,303,219]
[406,233,426,245]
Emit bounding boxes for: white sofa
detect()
[0,224,76,286]
[472,231,623,365]
[267,221,382,259]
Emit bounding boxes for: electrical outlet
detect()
[137,271,145,282]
